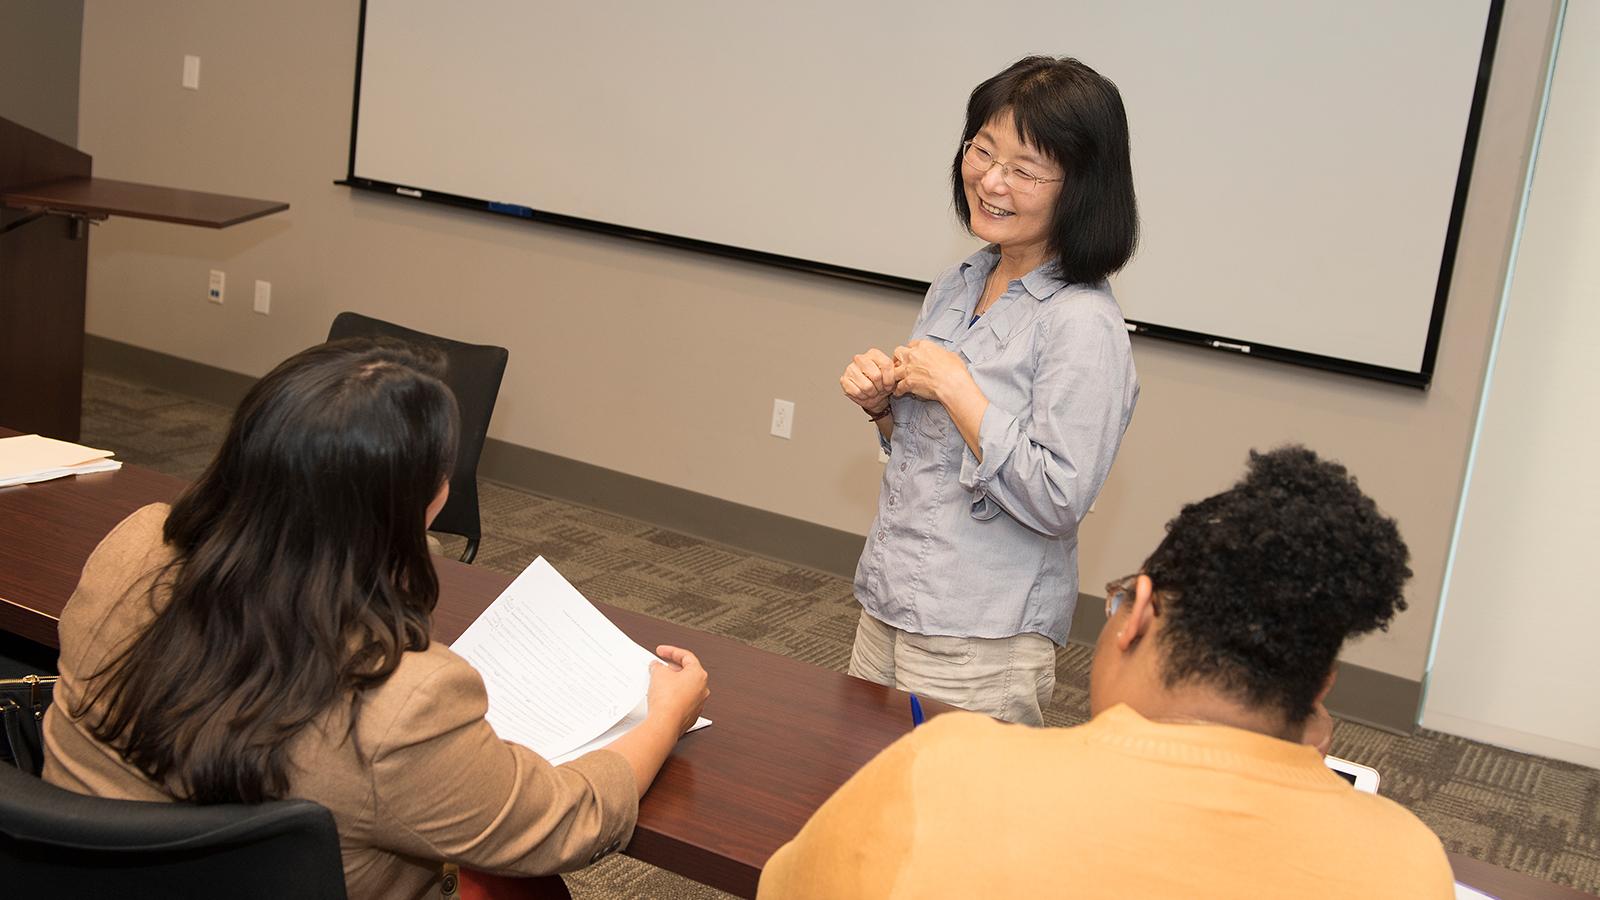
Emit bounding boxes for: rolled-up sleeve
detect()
[367,658,638,875]
[958,300,1136,537]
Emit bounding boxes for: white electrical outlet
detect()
[770,399,794,439]
[182,55,201,90]
[208,269,225,304]
[253,280,271,315]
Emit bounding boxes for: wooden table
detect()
[0,440,939,897]
[0,439,1592,899]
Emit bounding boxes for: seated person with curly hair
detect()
[757,446,1453,899]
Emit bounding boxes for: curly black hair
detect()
[1142,446,1411,725]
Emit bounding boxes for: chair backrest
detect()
[326,312,509,561]
[0,763,347,899]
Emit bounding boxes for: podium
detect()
[0,116,287,441]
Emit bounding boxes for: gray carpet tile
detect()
[76,368,1600,897]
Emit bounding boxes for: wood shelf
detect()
[1,176,288,228]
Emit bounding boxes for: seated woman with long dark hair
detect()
[42,339,709,900]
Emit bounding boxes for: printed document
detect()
[451,557,709,763]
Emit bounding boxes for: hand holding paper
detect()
[649,644,710,737]
[450,558,710,768]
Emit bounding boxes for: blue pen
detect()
[909,694,925,726]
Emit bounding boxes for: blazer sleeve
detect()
[365,653,639,875]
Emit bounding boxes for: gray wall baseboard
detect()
[477,438,867,577]
[86,335,257,408]
[83,335,869,575]
[83,334,1422,733]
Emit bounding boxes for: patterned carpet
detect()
[77,370,1600,897]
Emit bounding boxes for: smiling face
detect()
[962,109,1063,268]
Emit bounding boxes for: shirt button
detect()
[899,462,907,472]
[877,531,886,541]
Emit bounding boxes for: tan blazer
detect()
[43,504,638,900]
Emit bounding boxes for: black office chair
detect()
[327,312,509,563]
[0,763,347,899]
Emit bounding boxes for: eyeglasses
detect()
[1104,574,1139,619]
[961,141,1063,195]
[1107,573,1171,614]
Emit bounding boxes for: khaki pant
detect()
[847,610,1057,725]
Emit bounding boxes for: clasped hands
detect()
[840,340,971,415]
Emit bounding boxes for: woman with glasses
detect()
[839,56,1140,724]
[43,339,710,900]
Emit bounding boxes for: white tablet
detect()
[1324,755,1380,793]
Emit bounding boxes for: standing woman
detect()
[43,339,709,900]
[840,56,1139,725]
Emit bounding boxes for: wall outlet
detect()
[770,399,794,439]
[208,269,225,304]
[182,55,201,90]
[253,280,271,315]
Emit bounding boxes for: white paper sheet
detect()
[451,557,707,761]
[0,434,121,487]
[547,698,711,766]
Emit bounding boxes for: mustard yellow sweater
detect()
[758,705,1451,899]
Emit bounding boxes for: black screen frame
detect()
[339,0,1505,389]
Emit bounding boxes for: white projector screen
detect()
[346,0,1498,386]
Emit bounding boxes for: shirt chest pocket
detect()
[909,397,951,440]
[907,311,967,442]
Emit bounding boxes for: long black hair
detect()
[952,56,1139,284]
[78,338,459,804]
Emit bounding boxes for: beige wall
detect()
[78,0,1556,682]
[1423,0,1600,768]
[0,0,82,145]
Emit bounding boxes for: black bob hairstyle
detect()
[1141,446,1412,726]
[951,56,1139,285]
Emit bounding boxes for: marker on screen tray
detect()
[395,187,422,198]
[1210,340,1251,354]
[488,201,535,218]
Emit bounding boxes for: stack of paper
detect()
[451,557,710,765]
[0,434,122,488]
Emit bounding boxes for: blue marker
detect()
[487,201,534,218]
[909,694,925,726]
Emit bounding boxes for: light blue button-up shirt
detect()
[854,246,1139,644]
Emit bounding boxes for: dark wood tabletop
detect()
[0,176,287,228]
[0,431,1591,899]
[0,430,939,896]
